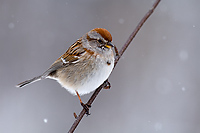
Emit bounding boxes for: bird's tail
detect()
[16,75,43,88]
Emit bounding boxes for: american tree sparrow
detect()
[16,28,117,114]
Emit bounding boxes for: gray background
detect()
[1,0,200,133]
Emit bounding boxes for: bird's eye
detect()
[97,39,103,44]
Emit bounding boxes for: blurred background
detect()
[1,0,200,133]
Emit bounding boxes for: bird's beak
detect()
[105,42,114,49]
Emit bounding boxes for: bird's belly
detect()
[55,59,114,95]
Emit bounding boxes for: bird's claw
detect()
[81,103,91,116]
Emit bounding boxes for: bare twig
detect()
[68,0,161,132]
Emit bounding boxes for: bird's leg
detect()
[75,91,91,115]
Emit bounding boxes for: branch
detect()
[68,0,161,132]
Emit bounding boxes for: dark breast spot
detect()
[107,61,111,65]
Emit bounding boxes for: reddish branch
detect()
[68,0,161,132]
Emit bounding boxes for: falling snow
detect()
[182,87,186,91]
[118,18,125,24]
[179,50,188,61]
[8,22,15,29]
[162,36,167,40]
[43,118,48,123]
